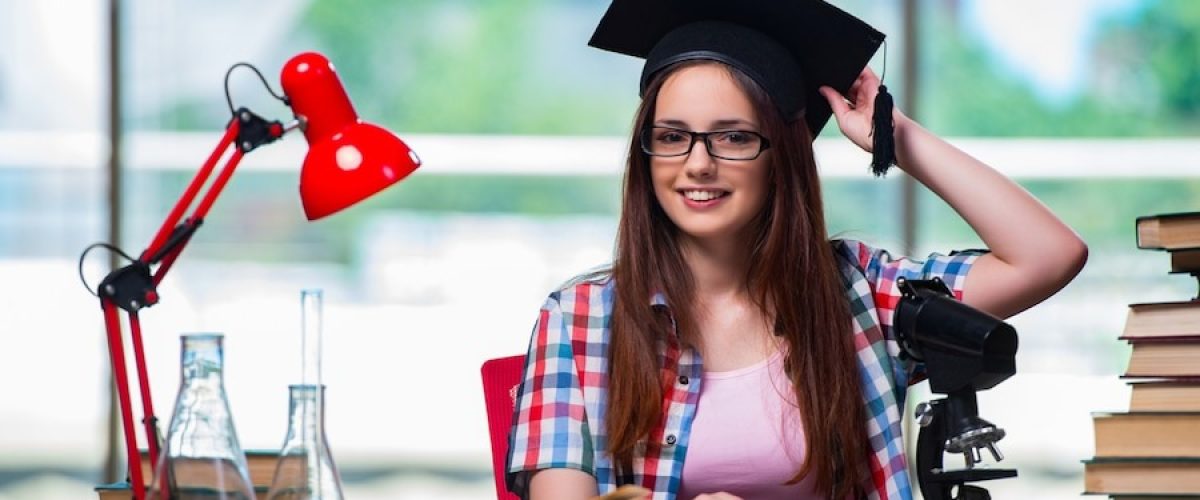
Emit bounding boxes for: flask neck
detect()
[180,334,225,384]
[301,289,323,388]
[287,384,326,440]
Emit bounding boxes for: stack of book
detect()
[1085,211,1200,498]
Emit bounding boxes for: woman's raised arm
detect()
[821,68,1087,318]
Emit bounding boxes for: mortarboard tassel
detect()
[871,84,897,177]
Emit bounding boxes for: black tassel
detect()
[871,84,897,177]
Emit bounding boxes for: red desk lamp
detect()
[80,52,420,499]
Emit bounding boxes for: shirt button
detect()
[678,375,689,385]
[666,434,677,446]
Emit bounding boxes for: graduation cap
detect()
[589,0,898,175]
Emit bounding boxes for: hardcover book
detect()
[1092,412,1200,458]
[1137,212,1200,251]
[1084,457,1200,495]
[1123,341,1200,378]
[1170,249,1200,274]
[1129,379,1200,412]
[1120,301,1200,341]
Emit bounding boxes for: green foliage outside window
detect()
[141,0,1200,262]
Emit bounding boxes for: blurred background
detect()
[1,0,1199,498]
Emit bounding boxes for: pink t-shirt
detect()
[677,349,824,500]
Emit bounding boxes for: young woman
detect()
[505,3,1087,500]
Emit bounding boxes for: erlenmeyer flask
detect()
[265,384,345,499]
[148,333,256,500]
[267,289,345,499]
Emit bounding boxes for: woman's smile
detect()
[678,188,731,209]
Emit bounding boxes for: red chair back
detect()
[481,355,526,500]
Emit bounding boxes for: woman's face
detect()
[650,63,771,246]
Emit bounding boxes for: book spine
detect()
[1136,212,1200,251]
[1169,248,1200,274]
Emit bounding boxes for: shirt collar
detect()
[649,291,668,308]
[647,290,681,338]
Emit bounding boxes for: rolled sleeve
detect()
[852,240,988,385]
[862,245,983,301]
[506,294,595,498]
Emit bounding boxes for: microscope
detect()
[894,277,1019,500]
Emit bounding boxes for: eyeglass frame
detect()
[640,126,772,161]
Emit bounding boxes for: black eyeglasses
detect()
[641,126,771,161]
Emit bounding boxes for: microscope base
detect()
[915,396,1018,500]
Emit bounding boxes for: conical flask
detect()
[148,333,256,500]
[265,384,345,499]
[266,289,345,499]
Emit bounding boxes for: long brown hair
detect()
[607,60,869,498]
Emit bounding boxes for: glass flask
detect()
[265,384,345,499]
[148,333,256,500]
[266,289,345,499]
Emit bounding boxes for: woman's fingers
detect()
[819,86,852,117]
[861,66,881,85]
[834,65,885,112]
[849,67,883,106]
[846,74,865,104]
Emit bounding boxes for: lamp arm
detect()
[88,108,283,499]
[142,108,282,265]
[100,299,146,499]
[140,122,239,263]
[150,108,287,284]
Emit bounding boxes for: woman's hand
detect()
[693,493,744,500]
[818,67,903,154]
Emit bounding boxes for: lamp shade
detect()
[280,52,420,220]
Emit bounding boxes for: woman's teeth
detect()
[683,190,726,201]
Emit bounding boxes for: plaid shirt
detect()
[507,239,983,500]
